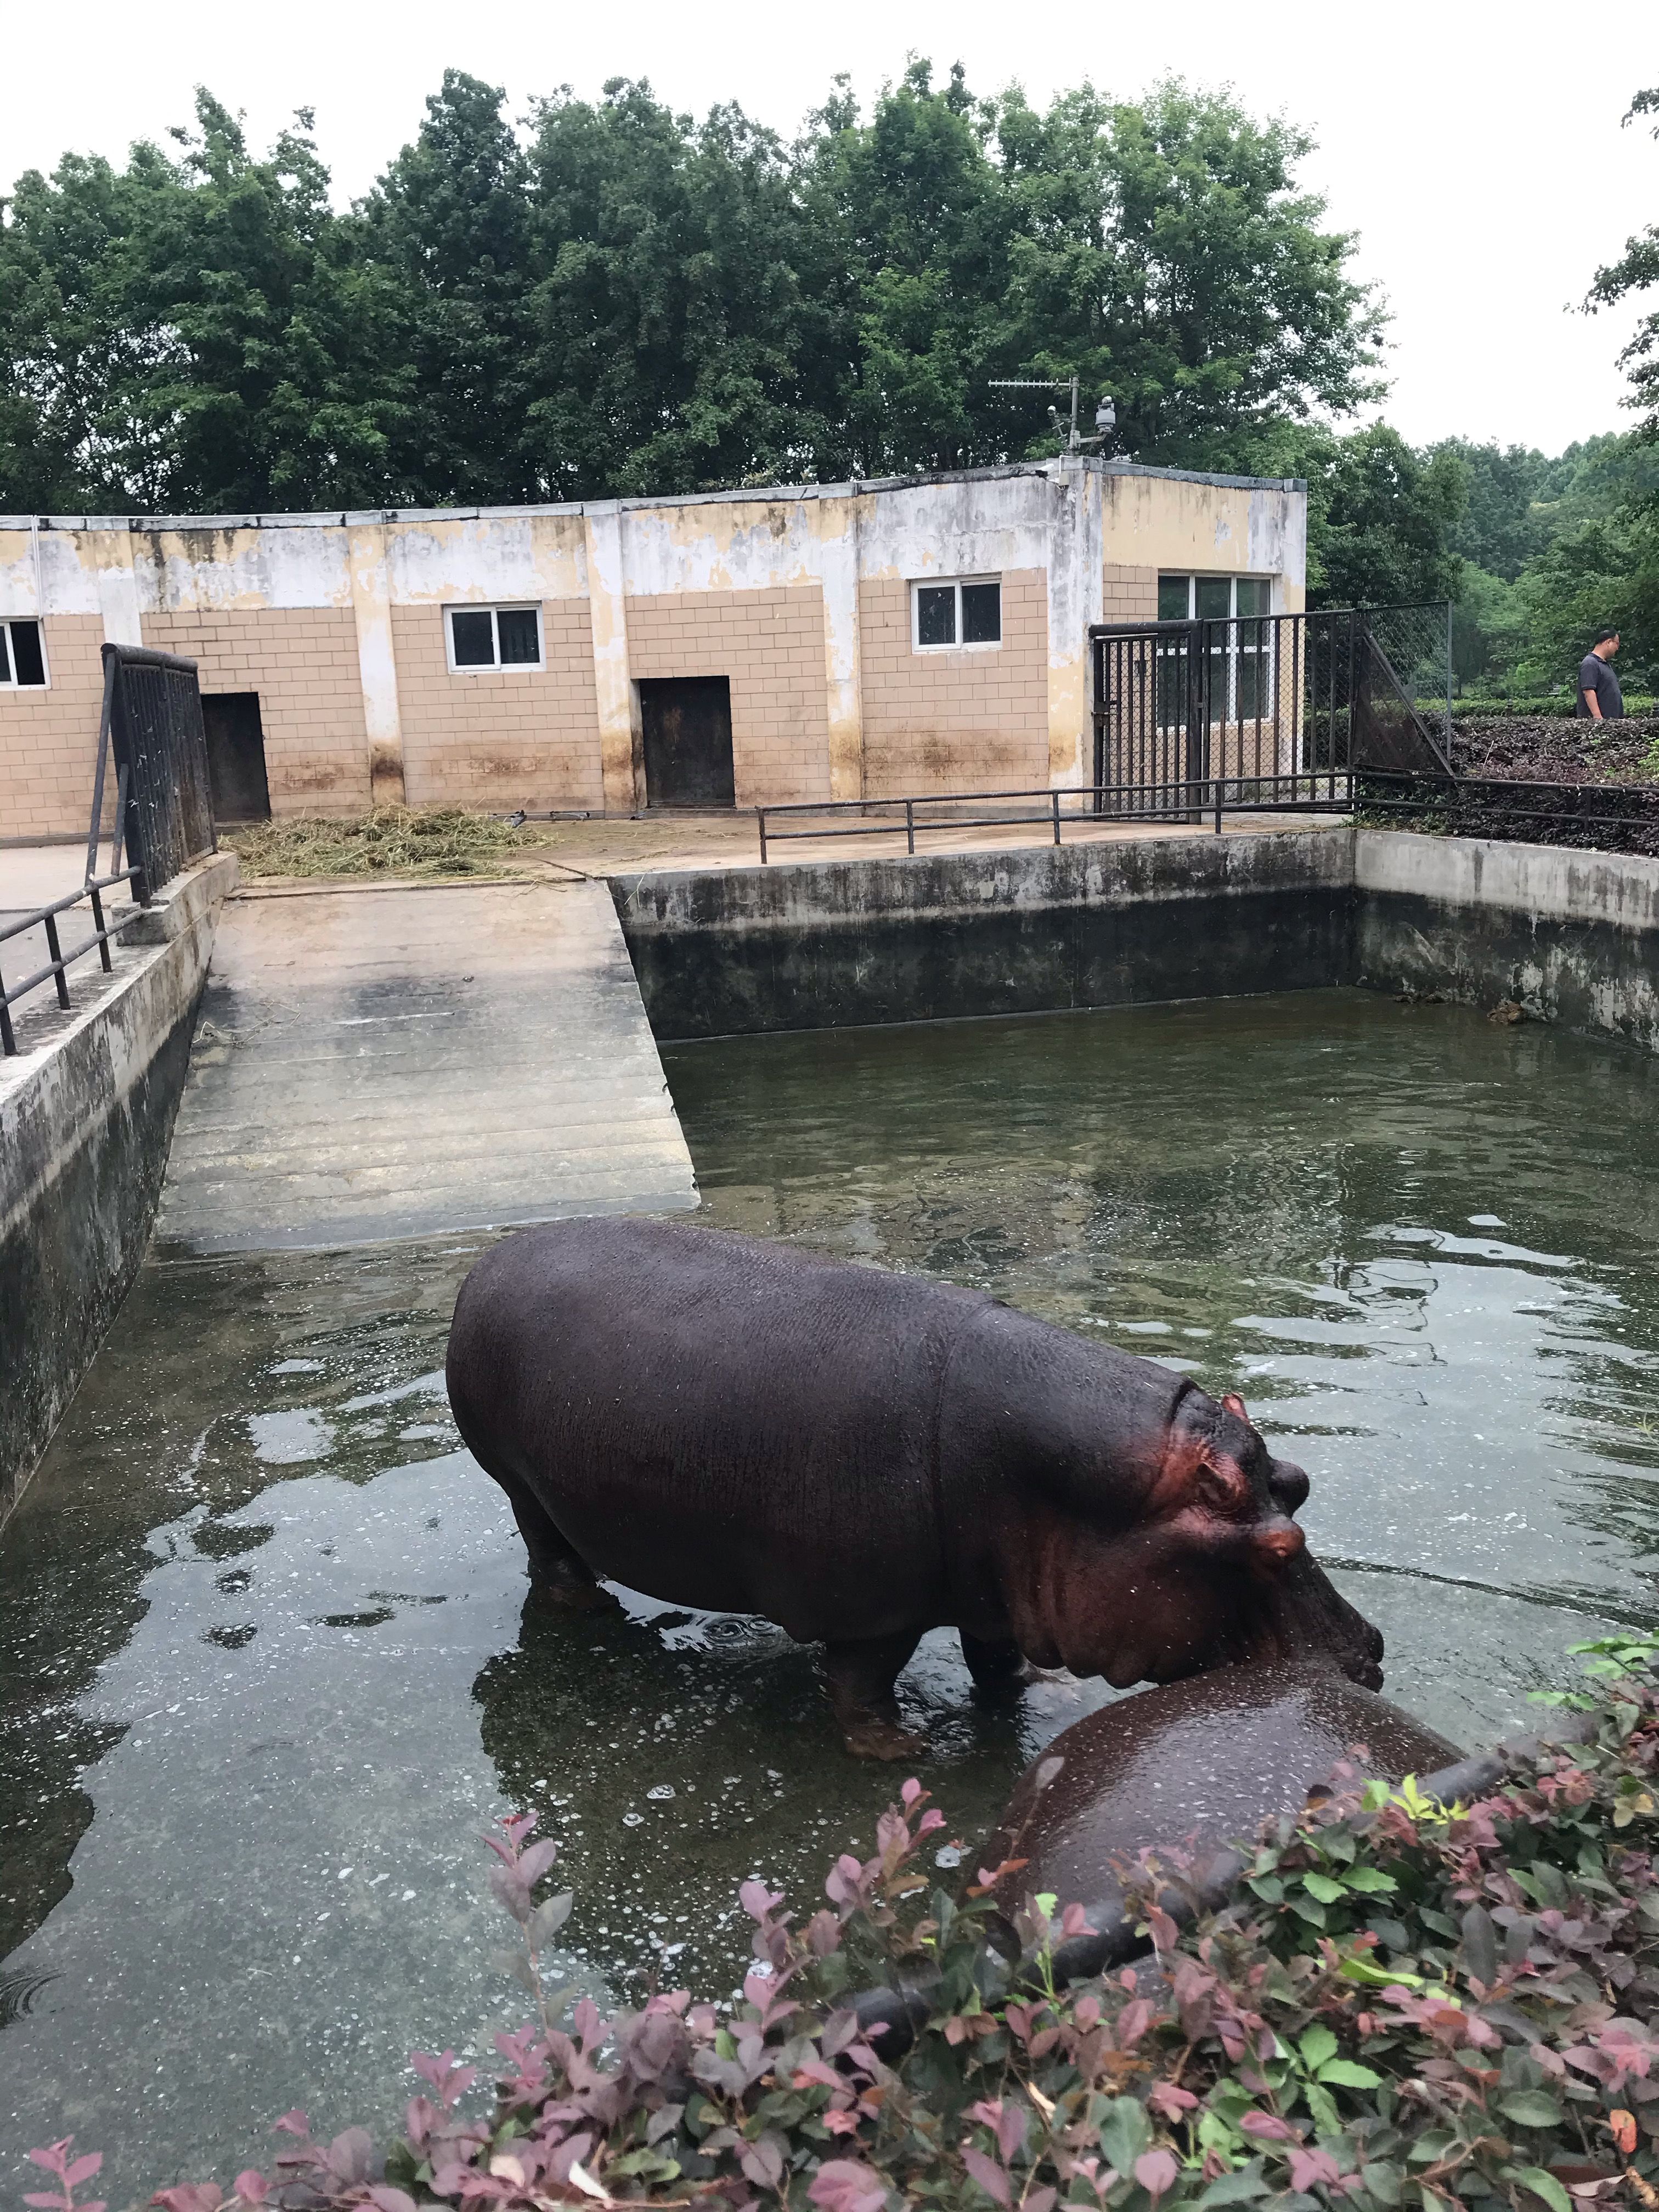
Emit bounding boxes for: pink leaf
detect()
[233,2174,269,2205]
[62,2158,103,2189]
[1289,2148,1342,2194]
[960,2147,1013,2207]
[1148,2084,1200,2120]
[900,1780,923,1809]
[271,2113,310,2140]
[808,2159,889,2212]
[740,1879,783,1923]
[25,2195,65,2208]
[1135,2151,1180,2203]
[1240,2111,1301,2143]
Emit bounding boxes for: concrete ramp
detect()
[157,878,697,1253]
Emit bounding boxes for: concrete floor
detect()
[156,877,697,1253]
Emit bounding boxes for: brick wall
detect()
[1102,564,1158,624]
[143,607,372,816]
[624,587,830,806]
[391,602,603,811]
[0,616,108,840]
[857,568,1048,798]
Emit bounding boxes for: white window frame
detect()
[0,616,50,690]
[443,602,545,674]
[910,575,1002,653]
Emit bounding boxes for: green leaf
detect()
[1513,2168,1573,2212]
[1306,2081,1341,2138]
[1299,2025,1339,2073]
[1289,1896,1328,1928]
[1343,1866,1399,1895]
[1302,1871,1347,1905]
[1318,2060,1384,2091]
[1498,2093,1565,2130]
[1196,2169,1269,2208]
[1248,1875,1285,1904]
[1098,2096,1150,2176]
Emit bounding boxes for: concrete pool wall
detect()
[613,826,1659,1049]
[0,852,237,1532]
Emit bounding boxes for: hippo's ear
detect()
[1222,1391,1249,1423]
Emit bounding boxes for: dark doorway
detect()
[638,676,736,809]
[201,692,272,823]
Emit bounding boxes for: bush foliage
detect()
[26,1641,1659,2212]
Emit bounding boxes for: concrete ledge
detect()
[1355,830,1659,1049]
[611,828,1356,1038]
[1356,830,1659,935]
[0,851,236,1532]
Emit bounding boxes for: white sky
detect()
[7,0,1656,458]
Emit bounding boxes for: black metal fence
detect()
[0,646,215,1054]
[1090,604,1452,819]
[87,644,216,904]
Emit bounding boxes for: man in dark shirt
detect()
[1577,627,1624,720]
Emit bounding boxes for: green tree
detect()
[1291,424,1467,610]
[361,70,539,503]
[1587,86,1659,445]
[522,80,814,498]
[0,93,410,511]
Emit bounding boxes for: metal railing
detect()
[0,866,142,1055]
[755,773,1356,861]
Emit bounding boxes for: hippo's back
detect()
[446,1218,988,1636]
[988,1662,1460,1914]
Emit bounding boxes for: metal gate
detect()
[86,644,217,900]
[1091,605,1452,818]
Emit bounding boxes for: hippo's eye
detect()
[1195,1463,1243,1512]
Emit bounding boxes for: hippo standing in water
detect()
[446,1221,1383,1757]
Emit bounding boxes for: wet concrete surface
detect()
[5,988,1659,2197]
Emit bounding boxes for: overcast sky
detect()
[8,0,1656,458]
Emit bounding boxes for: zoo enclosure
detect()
[0,646,215,1054]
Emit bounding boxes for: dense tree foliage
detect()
[4,63,1657,697]
[0,65,1378,510]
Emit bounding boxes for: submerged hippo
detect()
[985,1661,1460,1925]
[445,1221,1383,1757]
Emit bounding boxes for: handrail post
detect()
[905,798,915,856]
[0,969,13,1055]
[43,912,71,1008]
[1215,776,1223,835]
[757,806,768,865]
[1052,789,1062,846]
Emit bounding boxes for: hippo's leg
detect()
[820,1630,924,1761]
[495,1474,618,1613]
[960,1630,1037,1700]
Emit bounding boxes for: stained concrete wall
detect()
[0,853,237,1532]
[1356,831,1659,1049]
[611,828,1356,1039]
[0,463,1307,832]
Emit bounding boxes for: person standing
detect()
[1577,627,1624,720]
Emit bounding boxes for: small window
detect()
[912,577,1001,651]
[444,603,544,673]
[1156,575,1272,621]
[0,618,48,688]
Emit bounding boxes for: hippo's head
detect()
[996,1385,1384,1694]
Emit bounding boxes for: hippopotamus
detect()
[445,1220,1383,1758]
[984,1661,1460,1925]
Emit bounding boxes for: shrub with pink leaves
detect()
[26,1638,1659,2212]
